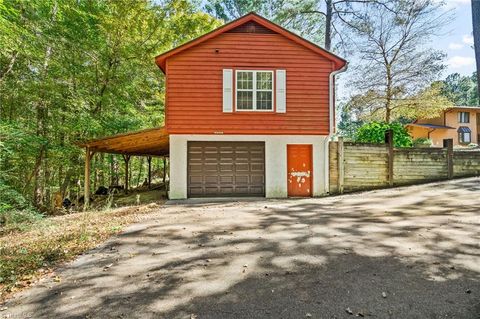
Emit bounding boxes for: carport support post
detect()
[84,147,95,211]
[443,139,454,179]
[147,156,152,188]
[123,154,131,194]
[385,129,394,187]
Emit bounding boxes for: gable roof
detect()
[155,12,347,73]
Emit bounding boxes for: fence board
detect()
[329,140,480,194]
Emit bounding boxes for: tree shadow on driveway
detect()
[2,178,480,319]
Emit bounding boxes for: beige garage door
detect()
[187,141,265,197]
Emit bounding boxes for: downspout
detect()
[324,63,348,194]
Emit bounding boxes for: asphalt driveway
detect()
[2,178,480,318]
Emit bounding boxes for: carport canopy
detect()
[77,127,169,157]
[76,127,169,210]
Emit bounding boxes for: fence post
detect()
[443,139,453,179]
[385,129,394,186]
[337,137,344,194]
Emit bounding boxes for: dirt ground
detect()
[1,178,480,319]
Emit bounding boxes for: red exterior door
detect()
[287,144,313,197]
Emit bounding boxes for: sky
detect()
[335,0,476,101]
[440,0,475,77]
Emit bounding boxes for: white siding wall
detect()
[169,134,328,199]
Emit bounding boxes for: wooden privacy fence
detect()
[329,132,480,194]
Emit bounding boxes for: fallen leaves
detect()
[0,204,161,300]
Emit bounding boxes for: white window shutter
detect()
[276,70,286,113]
[223,69,233,113]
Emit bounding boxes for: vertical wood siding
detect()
[166,32,334,135]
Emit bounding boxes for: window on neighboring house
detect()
[236,70,273,111]
[458,126,472,144]
[458,112,470,123]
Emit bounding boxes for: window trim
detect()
[458,111,470,123]
[459,132,471,144]
[235,70,274,112]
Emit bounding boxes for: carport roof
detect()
[407,123,455,130]
[76,127,169,157]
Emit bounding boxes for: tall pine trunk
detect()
[472,0,480,102]
[325,0,333,51]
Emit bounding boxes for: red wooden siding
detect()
[165,32,335,135]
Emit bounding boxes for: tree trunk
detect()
[325,0,333,51]
[110,154,114,186]
[472,0,480,102]
[0,51,18,85]
[93,160,97,193]
[136,157,144,187]
[33,1,57,208]
[33,147,45,207]
[60,168,73,199]
[98,153,105,187]
[385,64,393,123]
[44,147,51,209]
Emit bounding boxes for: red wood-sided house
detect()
[80,13,347,201]
[158,13,347,199]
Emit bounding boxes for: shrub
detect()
[355,122,413,148]
[0,180,43,231]
[412,137,433,147]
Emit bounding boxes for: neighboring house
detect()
[154,13,347,199]
[407,106,480,147]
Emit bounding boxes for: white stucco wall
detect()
[169,134,329,199]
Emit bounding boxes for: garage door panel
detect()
[205,187,221,195]
[251,164,265,171]
[251,175,264,184]
[220,176,234,183]
[204,164,218,172]
[188,165,203,172]
[235,186,249,193]
[220,164,234,172]
[189,175,204,183]
[205,175,219,184]
[189,187,205,195]
[235,164,250,172]
[188,141,265,197]
[235,175,249,184]
[220,187,234,194]
[250,186,264,193]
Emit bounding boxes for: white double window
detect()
[236,70,273,111]
[458,112,470,123]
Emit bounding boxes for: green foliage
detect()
[0,179,43,230]
[0,0,218,213]
[438,72,478,106]
[412,137,432,148]
[203,0,328,45]
[337,103,364,140]
[355,122,413,148]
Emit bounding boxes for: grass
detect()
[0,202,163,301]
